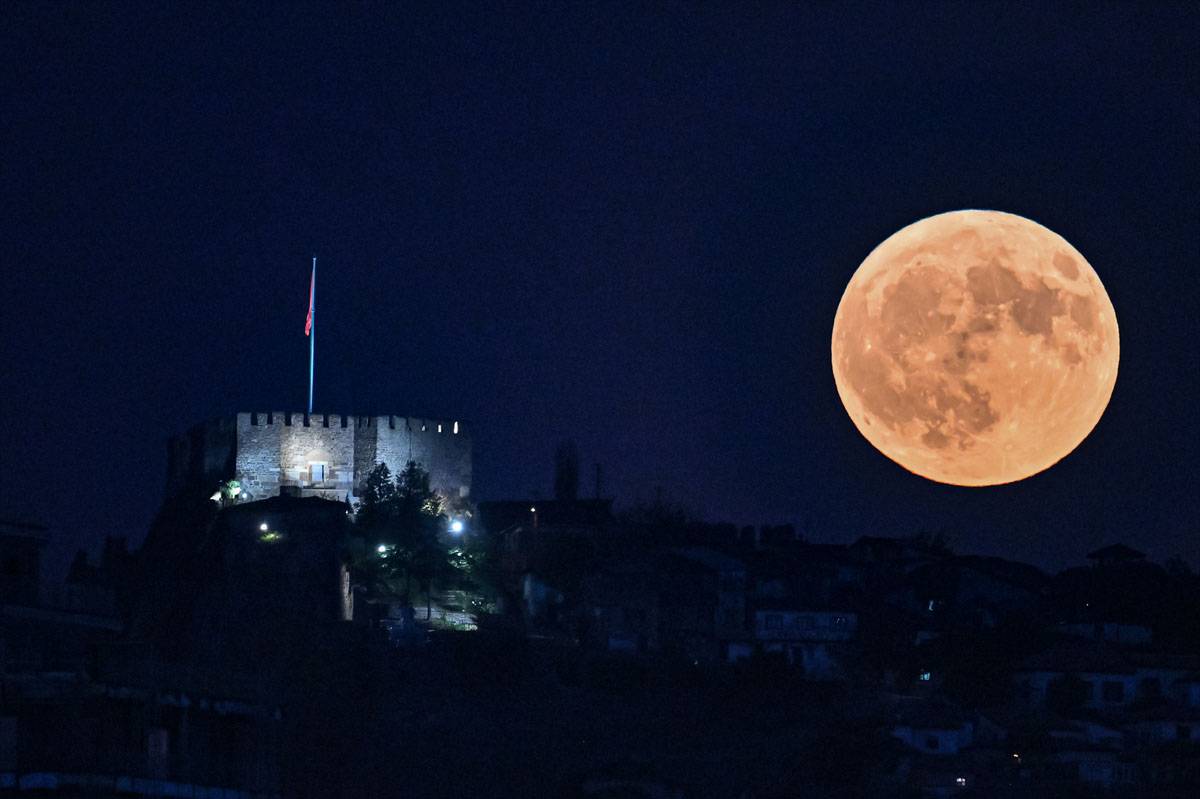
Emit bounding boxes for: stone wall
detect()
[168,412,471,504]
[373,416,472,502]
[235,413,357,501]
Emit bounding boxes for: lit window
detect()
[453,421,459,434]
[920,671,932,681]
[310,463,326,482]
[956,777,966,787]
[437,424,443,433]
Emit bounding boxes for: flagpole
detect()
[308,256,316,414]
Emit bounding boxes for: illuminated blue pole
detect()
[308,255,316,414]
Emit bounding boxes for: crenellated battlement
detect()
[168,412,472,503]
[237,412,466,437]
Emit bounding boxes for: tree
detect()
[445,528,502,615]
[352,461,450,619]
[351,461,501,622]
[354,463,396,534]
[554,440,580,502]
[210,479,245,507]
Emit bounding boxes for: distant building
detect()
[890,701,975,755]
[1013,640,1199,711]
[478,498,615,620]
[735,605,858,679]
[1058,621,1153,646]
[580,546,748,662]
[0,519,281,797]
[139,494,357,657]
[167,412,471,504]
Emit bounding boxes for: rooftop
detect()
[1016,639,1134,674]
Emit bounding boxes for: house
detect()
[898,555,1045,628]
[850,535,946,572]
[579,546,748,662]
[733,603,857,679]
[743,543,862,609]
[0,518,281,796]
[890,701,975,755]
[1058,621,1153,646]
[0,668,282,796]
[1176,672,1200,708]
[1014,640,1140,710]
[1119,701,1200,745]
[478,498,615,619]
[579,553,659,654]
[1014,640,1198,712]
[1050,747,1137,789]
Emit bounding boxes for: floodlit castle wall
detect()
[371,416,472,502]
[168,412,471,504]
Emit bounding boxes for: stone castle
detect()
[167,412,471,505]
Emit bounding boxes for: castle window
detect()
[309,463,326,483]
[453,421,459,434]
[437,424,443,433]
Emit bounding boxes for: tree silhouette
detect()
[353,461,447,614]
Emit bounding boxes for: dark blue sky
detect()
[2,2,1196,575]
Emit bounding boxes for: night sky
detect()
[2,3,1196,576]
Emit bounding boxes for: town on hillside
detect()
[1,428,1198,799]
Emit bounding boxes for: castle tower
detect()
[167,412,471,504]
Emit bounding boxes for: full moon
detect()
[831,210,1119,486]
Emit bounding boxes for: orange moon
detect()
[831,210,1119,486]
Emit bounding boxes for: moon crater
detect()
[831,210,1119,486]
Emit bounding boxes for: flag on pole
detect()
[305,263,315,336]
